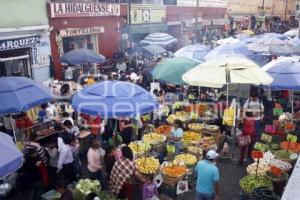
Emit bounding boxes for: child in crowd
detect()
[142,175,159,200]
[239,111,256,165]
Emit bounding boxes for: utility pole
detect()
[128,0,132,48]
[284,0,288,22]
[194,0,200,43]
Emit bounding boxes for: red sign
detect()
[50,3,120,18]
[251,151,263,159]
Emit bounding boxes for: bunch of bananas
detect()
[143,133,165,145]
[135,156,160,174]
[187,146,203,155]
[166,114,176,124]
[182,131,201,146]
[188,123,205,132]
[129,141,151,155]
[174,154,197,166]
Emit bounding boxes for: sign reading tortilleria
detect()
[0,35,40,51]
[50,3,120,18]
[60,27,105,37]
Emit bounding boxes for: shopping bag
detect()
[223,107,235,126]
[239,135,251,147]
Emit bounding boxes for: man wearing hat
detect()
[195,150,220,200]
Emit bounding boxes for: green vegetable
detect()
[240,175,273,194]
[74,179,101,200]
[274,150,291,160]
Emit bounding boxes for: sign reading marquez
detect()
[50,3,120,18]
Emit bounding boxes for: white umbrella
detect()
[182,56,273,105]
[140,33,178,48]
[182,56,273,88]
[248,37,300,55]
[283,28,299,38]
[217,37,240,45]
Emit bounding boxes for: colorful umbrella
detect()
[72,81,158,118]
[0,132,23,179]
[152,57,199,85]
[174,45,210,62]
[140,33,178,48]
[60,49,106,65]
[0,76,52,115]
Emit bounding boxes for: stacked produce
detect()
[162,163,187,178]
[74,179,101,200]
[240,175,273,194]
[174,154,197,166]
[199,136,216,149]
[188,123,205,132]
[128,141,151,156]
[280,141,300,153]
[143,133,165,145]
[187,146,203,155]
[247,162,269,176]
[266,170,288,182]
[156,125,171,136]
[260,151,292,171]
[182,131,201,147]
[135,156,160,174]
[166,112,189,124]
[274,150,297,162]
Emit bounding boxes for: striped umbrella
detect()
[140,32,178,48]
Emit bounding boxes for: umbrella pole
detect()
[10,114,17,143]
[290,90,294,114]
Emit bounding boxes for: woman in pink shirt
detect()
[87,139,107,190]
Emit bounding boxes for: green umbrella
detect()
[152,57,199,85]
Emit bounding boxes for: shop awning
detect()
[229,15,250,22]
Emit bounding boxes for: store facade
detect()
[48,2,126,80]
[0,0,51,82]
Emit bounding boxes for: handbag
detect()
[239,135,251,147]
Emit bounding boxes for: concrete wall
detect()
[227,0,273,15]
[272,0,296,19]
[0,0,48,28]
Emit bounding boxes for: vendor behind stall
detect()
[109,146,144,199]
[169,119,184,155]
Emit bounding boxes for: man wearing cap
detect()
[195,150,220,200]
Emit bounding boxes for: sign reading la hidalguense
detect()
[50,3,120,18]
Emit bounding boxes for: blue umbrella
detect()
[142,45,167,56]
[60,49,106,65]
[262,57,300,90]
[0,132,23,179]
[0,77,52,115]
[205,43,268,66]
[174,45,210,62]
[72,81,158,118]
[140,33,178,48]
